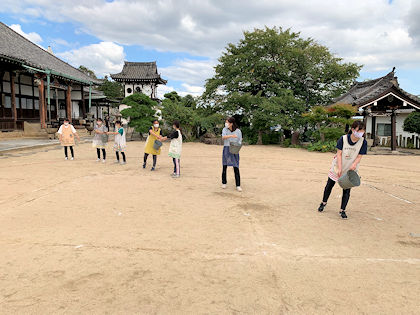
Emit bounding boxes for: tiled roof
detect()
[333,68,420,107]
[110,61,167,84]
[0,22,101,85]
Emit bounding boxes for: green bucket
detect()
[338,170,361,190]
[153,140,162,150]
[229,143,242,154]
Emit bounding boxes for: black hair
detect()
[172,120,180,129]
[227,117,238,132]
[152,119,159,124]
[115,120,122,125]
[349,120,365,134]
[97,118,103,122]
[63,117,69,122]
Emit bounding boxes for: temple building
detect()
[332,68,420,150]
[110,61,167,100]
[0,22,103,134]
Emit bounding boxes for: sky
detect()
[1,0,419,98]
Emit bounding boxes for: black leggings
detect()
[222,165,240,187]
[322,178,351,210]
[64,146,74,158]
[116,151,126,162]
[96,148,106,160]
[144,153,157,167]
[172,158,180,175]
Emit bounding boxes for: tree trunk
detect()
[257,130,263,145]
[291,131,300,145]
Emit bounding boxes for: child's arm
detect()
[350,155,363,170]
[336,149,343,177]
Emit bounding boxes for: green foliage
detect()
[282,138,291,147]
[203,26,361,143]
[120,93,157,134]
[403,111,420,134]
[98,76,124,100]
[161,92,222,141]
[78,65,97,79]
[307,140,337,152]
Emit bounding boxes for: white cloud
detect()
[9,24,42,45]
[57,41,125,77]
[3,0,420,92]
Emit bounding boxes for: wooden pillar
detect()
[10,72,17,129]
[391,111,397,151]
[371,115,376,146]
[80,84,86,118]
[66,85,72,122]
[38,78,46,129]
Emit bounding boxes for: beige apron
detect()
[330,135,363,180]
[61,125,75,146]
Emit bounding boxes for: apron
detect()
[168,130,182,159]
[329,135,363,181]
[61,125,75,146]
[144,127,161,155]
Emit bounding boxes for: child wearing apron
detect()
[318,121,367,219]
[58,118,80,160]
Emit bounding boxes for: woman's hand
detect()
[349,163,357,171]
[337,167,342,177]
[231,135,238,138]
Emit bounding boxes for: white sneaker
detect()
[102,159,106,163]
[96,158,100,162]
[120,161,126,165]
[236,186,243,192]
[114,160,120,164]
[70,157,74,161]
[221,184,227,189]
[65,157,68,160]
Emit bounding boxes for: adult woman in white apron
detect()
[318,121,367,219]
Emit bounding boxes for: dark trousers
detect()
[96,148,106,160]
[144,153,157,167]
[222,165,240,187]
[116,151,126,162]
[64,146,74,158]
[322,178,351,210]
[172,158,180,175]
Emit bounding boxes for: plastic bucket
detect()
[338,170,361,189]
[229,143,242,154]
[153,140,162,150]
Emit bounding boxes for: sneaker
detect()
[340,211,348,219]
[151,167,155,171]
[70,157,74,161]
[318,203,326,212]
[120,161,126,165]
[102,159,106,163]
[142,163,146,169]
[114,160,120,164]
[65,157,68,160]
[236,186,243,192]
[171,174,180,178]
[221,184,227,189]
[96,158,101,162]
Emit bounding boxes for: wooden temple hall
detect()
[333,68,420,150]
[0,22,104,133]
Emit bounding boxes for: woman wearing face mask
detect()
[93,118,108,163]
[221,117,243,192]
[318,120,367,219]
[143,119,162,171]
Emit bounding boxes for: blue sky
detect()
[1,0,419,97]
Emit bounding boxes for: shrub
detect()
[403,111,420,134]
[307,140,337,152]
[282,138,291,147]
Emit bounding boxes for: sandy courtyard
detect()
[0,141,419,314]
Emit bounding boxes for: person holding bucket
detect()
[143,119,162,171]
[161,120,182,178]
[317,120,367,219]
[221,117,243,192]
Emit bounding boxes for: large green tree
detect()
[203,26,361,144]
[120,93,157,134]
[78,65,97,79]
[161,92,222,141]
[98,75,124,100]
[403,111,420,134]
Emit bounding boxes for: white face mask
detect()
[64,122,69,126]
[97,121,102,125]
[225,122,230,128]
[353,130,364,138]
[153,124,159,128]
